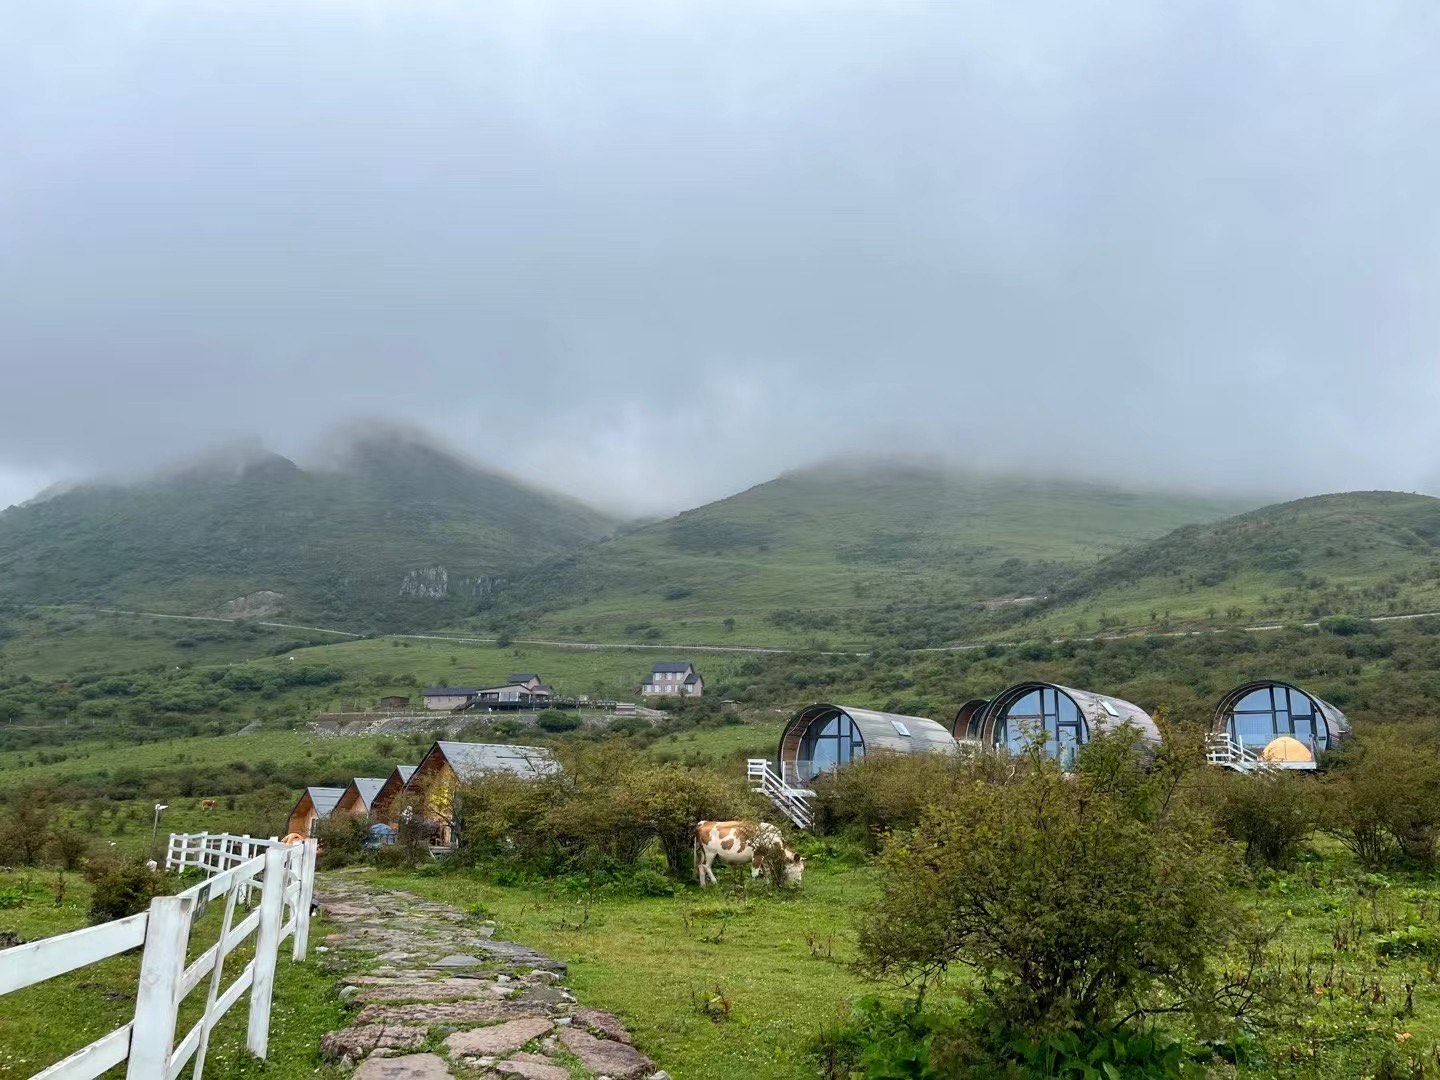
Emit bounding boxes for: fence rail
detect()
[0,832,316,1080]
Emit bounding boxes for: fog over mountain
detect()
[3,1,1439,515]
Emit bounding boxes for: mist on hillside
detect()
[3,2,1439,515]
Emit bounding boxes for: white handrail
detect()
[748,758,815,830]
[0,832,317,1080]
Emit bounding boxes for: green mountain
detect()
[487,460,1258,648]
[1011,490,1440,637]
[0,434,616,631]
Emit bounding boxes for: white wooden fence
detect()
[0,832,317,1080]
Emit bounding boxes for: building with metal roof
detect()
[285,785,346,838]
[1207,680,1351,771]
[967,682,1161,767]
[333,776,388,819]
[776,703,959,787]
[408,741,559,846]
[371,765,418,827]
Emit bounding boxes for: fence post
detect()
[291,839,318,961]
[126,894,195,1079]
[246,845,287,1057]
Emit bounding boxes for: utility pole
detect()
[151,802,169,851]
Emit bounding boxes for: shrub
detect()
[1211,770,1317,867]
[855,738,1233,1033]
[86,856,174,923]
[809,749,997,848]
[453,745,757,880]
[313,814,371,869]
[0,803,53,866]
[47,828,92,871]
[536,713,580,733]
[811,997,1211,1080]
[1321,734,1440,868]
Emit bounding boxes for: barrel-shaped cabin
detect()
[1210,680,1350,769]
[777,704,958,787]
[953,698,990,741]
[969,682,1161,767]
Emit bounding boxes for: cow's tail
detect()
[693,829,702,886]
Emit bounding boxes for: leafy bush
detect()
[811,997,1216,1079]
[536,713,580,733]
[809,749,1001,848]
[1374,925,1440,959]
[854,736,1234,1033]
[1210,770,1316,867]
[454,745,758,880]
[86,856,174,922]
[1322,734,1440,867]
[313,814,371,869]
[47,828,92,871]
[0,802,53,866]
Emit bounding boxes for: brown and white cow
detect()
[694,820,804,887]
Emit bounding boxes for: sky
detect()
[2,0,1439,516]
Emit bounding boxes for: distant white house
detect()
[424,687,477,711]
[641,661,703,698]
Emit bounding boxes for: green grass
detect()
[370,839,1440,1080]
[371,859,898,1080]
[0,608,334,680]
[0,433,614,633]
[0,869,346,1079]
[492,462,1255,649]
[1016,491,1440,639]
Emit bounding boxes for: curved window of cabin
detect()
[799,711,864,781]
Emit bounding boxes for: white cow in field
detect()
[694,820,804,887]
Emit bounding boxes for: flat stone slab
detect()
[446,1017,554,1056]
[323,902,382,918]
[571,1006,632,1044]
[356,979,501,1003]
[434,953,485,968]
[476,939,568,975]
[355,1001,549,1026]
[320,1024,428,1060]
[559,1028,655,1078]
[351,1054,454,1079]
[494,1052,570,1080]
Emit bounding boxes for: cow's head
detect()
[782,847,805,885]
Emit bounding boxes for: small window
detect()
[891,720,912,737]
[1100,700,1119,718]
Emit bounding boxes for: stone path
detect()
[314,870,667,1080]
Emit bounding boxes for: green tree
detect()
[855,739,1232,1034]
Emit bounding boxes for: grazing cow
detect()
[200,799,217,811]
[694,820,804,887]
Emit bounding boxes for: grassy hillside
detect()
[0,432,615,632]
[1010,491,1440,637]
[489,461,1256,648]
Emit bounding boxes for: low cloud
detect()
[2,1,1437,515]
